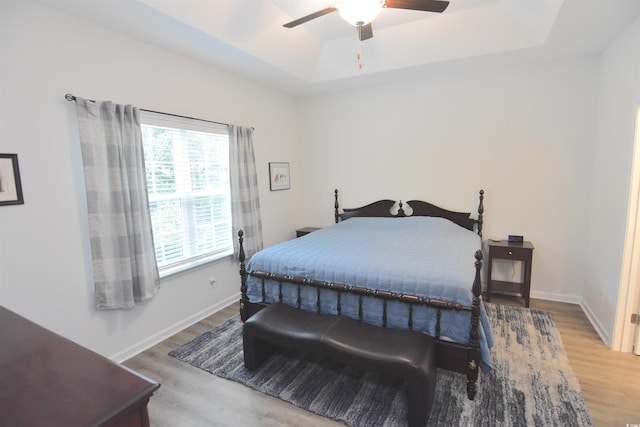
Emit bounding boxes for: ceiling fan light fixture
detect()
[338,0,383,26]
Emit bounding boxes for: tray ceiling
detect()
[33,0,640,95]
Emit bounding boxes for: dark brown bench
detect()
[242,303,437,427]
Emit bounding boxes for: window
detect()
[140,111,232,277]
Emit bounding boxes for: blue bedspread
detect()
[246,216,494,372]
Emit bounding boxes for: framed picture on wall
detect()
[0,154,24,206]
[269,162,290,191]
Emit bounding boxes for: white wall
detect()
[0,0,299,360]
[1,0,637,361]
[297,55,601,303]
[586,16,640,346]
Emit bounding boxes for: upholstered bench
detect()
[243,303,437,427]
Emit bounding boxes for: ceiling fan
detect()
[283,0,450,41]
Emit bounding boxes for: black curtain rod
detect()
[64,93,232,129]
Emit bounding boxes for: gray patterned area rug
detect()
[169,303,592,426]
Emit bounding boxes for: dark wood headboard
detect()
[334,189,484,236]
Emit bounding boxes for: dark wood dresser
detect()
[0,306,159,427]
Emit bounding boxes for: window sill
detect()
[159,249,234,280]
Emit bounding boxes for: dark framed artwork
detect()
[269,162,290,191]
[0,154,24,206]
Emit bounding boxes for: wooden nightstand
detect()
[486,240,534,308]
[296,227,321,238]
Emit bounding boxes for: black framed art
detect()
[269,162,290,191]
[0,154,24,206]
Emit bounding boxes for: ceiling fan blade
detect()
[358,23,374,41]
[384,0,449,13]
[283,7,338,28]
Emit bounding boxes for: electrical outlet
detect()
[208,276,216,287]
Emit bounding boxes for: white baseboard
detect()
[529,290,582,305]
[578,298,611,347]
[110,292,240,363]
[530,290,611,346]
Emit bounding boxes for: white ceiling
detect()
[34,0,640,96]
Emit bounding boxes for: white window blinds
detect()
[140,111,232,276]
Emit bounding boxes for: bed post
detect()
[238,229,249,322]
[467,249,483,400]
[334,189,340,223]
[477,190,484,237]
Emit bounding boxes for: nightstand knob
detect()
[508,251,513,255]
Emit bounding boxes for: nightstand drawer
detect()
[489,245,531,260]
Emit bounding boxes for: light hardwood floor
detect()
[124,297,640,427]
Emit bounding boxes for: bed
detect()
[237,189,492,400]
